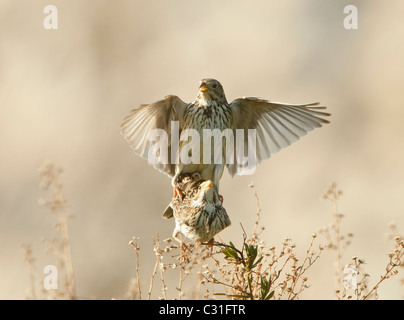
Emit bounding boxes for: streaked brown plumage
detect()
[120,78,330,192]
[167,174,231,243]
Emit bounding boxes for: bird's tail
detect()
[162,204,174,219]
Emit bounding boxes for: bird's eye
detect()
[212,84,217,89]
[198,185,202,190]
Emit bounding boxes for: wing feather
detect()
[120,95,188,177]
[227,97,330,176]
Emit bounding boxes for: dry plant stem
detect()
[148,255,159,300]
[154,233,167,300]
[270,254,293,288]
[20,244,37,299]
[59,212,75,298]
[176,242,193,300]
[129,237,142,299]
[195,270,202,299]
[176,234,186,300]
[134,239,142,299]
[249,182,261,235]
[322,183,344,298]
[178,259,184,300]
[362,238,404,300]
[288,234,322,300]
[333,201,342,296]
[39,163,76,299]
[148,233,163,300]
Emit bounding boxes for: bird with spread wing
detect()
[121,78,330,219]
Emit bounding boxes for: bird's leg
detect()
[171,172,179,188]
[207,238,215,256]
[171,174,183,198]
[180,241,190,263]
[201,238,215,257]
[174,234,190,262]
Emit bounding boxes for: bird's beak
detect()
[202,181,214,189]
[199,82,209,92]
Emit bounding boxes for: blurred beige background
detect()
[1,0,404,299]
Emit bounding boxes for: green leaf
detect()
[259,275,273,300]
[252,256,263,269]
[244,243,260,270]
[222,247,239,260]
[265,290,274,300]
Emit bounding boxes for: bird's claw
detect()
[181,242,190,262]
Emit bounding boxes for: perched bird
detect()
[121,78,330,194]
[168,174,231,243]
[162,173,203,219]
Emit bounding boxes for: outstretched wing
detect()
[120,95,188,177]
[227,97,330,176]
